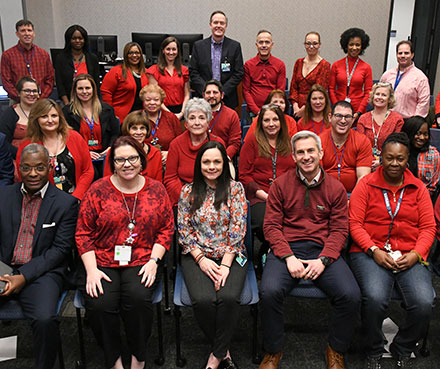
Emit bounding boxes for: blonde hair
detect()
[139,84,166,102]
[69,74,102,122]
[369,82,396,109]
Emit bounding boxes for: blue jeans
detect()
[350,252,435,358]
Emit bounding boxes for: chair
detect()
[0,290,68,369]
[73,283,165,369]
[241,124,251,144]
[173,201,260,367]
[430,128,440,152]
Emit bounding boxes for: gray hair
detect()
[21,143,49,162]
[184,97,212,122]
[291,130,322,153]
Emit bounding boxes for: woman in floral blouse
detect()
[177,140,247,369]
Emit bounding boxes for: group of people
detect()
[0,9,439,369]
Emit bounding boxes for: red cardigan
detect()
[17,130,94,200]
[103,142,163,182]
[163,130,225,206]
[101,64,149,123]
[349,166,435,260]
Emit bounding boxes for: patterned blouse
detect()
[178,180,247,259]
[417,146,440,194]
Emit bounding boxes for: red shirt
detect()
[0,42,54,101]
[163,130,225,207]
[244,114,297,143]
[243,55,286,114]
[288,57,330,108]
[209,104,242,158]
[320,129,373,192]
[349,167,435,260]
[238,133,295,206]
[79,117,102,151]
[296,118,330,136]
[145,110,183,151]
[76,176,174,268]
[329,56,373,113]
[147,64,189,106]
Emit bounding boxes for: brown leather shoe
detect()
[326,344,345,369]
[259,352,283,369]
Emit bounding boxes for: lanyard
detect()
[311,119,324,135]
[271,149,278,180]
[209,105,223,133]
[73,54,84,80]
[382,188,405,245]
[85,116,95,138]
[345,57,360,96]
[18,46,36,77]
[151,110,161,138]
[330,137,346,179]
[394,69,404,90]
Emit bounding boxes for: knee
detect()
[360,288,389,313]
[260,280,284,306]
[191,294,216,311]
[31,315,58,331]
[408,293,435,319]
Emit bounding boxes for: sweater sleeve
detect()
[69,131,94,200]
[226,112,242,158]
[328,62,338,105]
[357,63,373,113]
[413,184,436,259]
[242,61,259,115]
[101,66,119,106]
[163,139,183,207]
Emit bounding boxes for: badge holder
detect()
[236,251,247,267]
[114,233,137,266]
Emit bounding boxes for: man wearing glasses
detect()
[320,100,372,193]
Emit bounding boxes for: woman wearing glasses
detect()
[357,82,404,170]
[288,32,330,120]
[101,42,149,123]
[76,135,174,369]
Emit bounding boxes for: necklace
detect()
[118,176,140,231]
[19,104,29,118]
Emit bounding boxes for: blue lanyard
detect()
[345,57,360,96]
[151,110,161,138]
[85,116,94,138]
[209,105,223,133]
[18,46,36,77]
[394,69,404,90]
[382,188,405,245]
[311,120,324,135]
[330,137,346,179]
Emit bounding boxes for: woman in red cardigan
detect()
[104,110,162,182]
[101,42,148,123]
[164,97,224,207]
[239,104,294,267]
[349,132,435,368]
[17,98,93,200]
[329,28,373,121]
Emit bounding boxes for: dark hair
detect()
[340,28,370,55]
[122,42,146,79]
[331,100,354,114]
[263,89,288,113]
[16,76,39,94]
[15,19,34,31]
[121,110,151,137]
[190,141,230,214]
[401,116,429,176]
[203,79,224,95]
[63,24,89,53]
[381,132,410,154]
[303,84,331,127]
[108,136,147,173]
[396,40,414,53]
[158,36,183,77]
[210,10,228,24]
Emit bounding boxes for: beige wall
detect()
[26,0,391,81]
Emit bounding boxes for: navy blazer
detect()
[0,133,14,185]
[189,36,244,109]
[0,183,78,283]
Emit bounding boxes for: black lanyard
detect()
[382,188,405,245]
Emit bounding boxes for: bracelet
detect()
[197,256,205,265]
[194,253,204,264]
[410,250,429,266]
[221,263,230,269]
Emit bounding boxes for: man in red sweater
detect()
[259,131,360,369]
[203,80,242,158]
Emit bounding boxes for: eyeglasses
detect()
[304,42,320,48]
[128,51,141,56]
[20,164,47,173]
[113,155,140,165]
[333,113,354,121]
[22,89,39,95]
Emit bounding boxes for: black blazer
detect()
[189,36,244,109]
[62,102,121,150]
[54,51,101,99]
[0,183,78,283]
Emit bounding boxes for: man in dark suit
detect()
[0,132,14,186]
[189,10,244,109]
[0,143,78,369]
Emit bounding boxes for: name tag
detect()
[221,62,231,72]
[236,253,247,267]
[88,139,99,146]
[344,97,351,103]
[115,245,132,266]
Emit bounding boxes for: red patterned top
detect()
[76,176,174,267]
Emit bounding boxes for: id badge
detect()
[235,253,247,267]
[88,139,98,146]
[344,97,351,103]
[221,62,231,72]
[388,249,402,261]
[115,245,132,266]
[53,175,65,184]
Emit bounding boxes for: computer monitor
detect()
[88,35,118,61]
[171,34,203,65]
[131,33,168,67]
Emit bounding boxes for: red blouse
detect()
[145,110,183,151]
[244,114,297,143]
[147,64,189,106]
[296,118,330,136]
[79,118,102,151]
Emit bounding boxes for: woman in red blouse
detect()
[289,31,330,120]
[178,141,247,369]
[103,110,162,181]
[357,82,404,170]
[239,104,294,267]
[296,84,331,135]
[329,28,373,120]
[76,136,174,369]
[147,36,190,120]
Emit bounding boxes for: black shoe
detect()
[396,357,413,368]
[219,357,238,369]
[364,356,381,369]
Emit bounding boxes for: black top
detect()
[130,73,143,112]
[0,106,20,159]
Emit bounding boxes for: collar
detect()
[211,36,224,46]
[397,62,414,74]
[17,41,34,52]
[20,181,49,199]
[212,103,223,112]
[257,54,272,64]
[299,169,321,185]
[365,166,420,191]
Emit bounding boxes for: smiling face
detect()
[270,94,286,112]
[293,136,323,180]
[75,79,93,104]
[71,30,85,51]
[372,86,390,109]
[310,91,325,113]
[262,109,281,139]
[412,122,429,149]
[163,41,178,64]
[397,43,414,70]
[20,151,50,195]
[381,142,409,184]
[19,81,39,105]
[127,45,142,67]
[38,107,60,135]
[256,32,273,60]
[142,92,162,113]
[201,147,224,186]
[129,124,148,144]
[113,144,141,182]
[304,33,321,57]
[210,13,227,42]
[203,84,223,108]
[185,110,209,137]
[16,24,35,48]
[330,105,354,136]
[347,37,362,58]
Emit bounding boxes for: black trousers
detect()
[0,272,64,369]
[250,202,269,256]
[81,265,160,369]
[181,254,247,358]
[260,241,361,354]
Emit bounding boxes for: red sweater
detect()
[263,168,348,260]
[209,104,242,158]
[297,118,330,136]
[238,133,295,206]
[244,114,297,143]
[349,167,435,260]
[145,110,183,151]
[17,130,94,200]
[76,176,174,268]
[163,130,225,206]
[101,64,149,123]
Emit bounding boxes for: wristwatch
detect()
[319,256,331,267]
[367,246,379,257]
[150,257,161,264]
